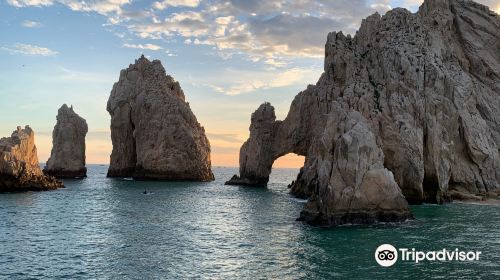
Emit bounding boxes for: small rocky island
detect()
[0,126,63,192]
[107,55,214,181]
[227,0,500,226]
[44,104,88,178]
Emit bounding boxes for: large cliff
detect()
[0,126,63,192]
[227,0,500,226]
[44,104,88,178]
[107,56,214,181]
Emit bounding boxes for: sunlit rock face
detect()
[0,126,63,192]
[227,0,500,226]
[44,104,88,178]
[107,56,214,181]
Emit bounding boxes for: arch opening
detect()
[268,153,305,189]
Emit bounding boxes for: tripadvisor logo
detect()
[374,244,482,267]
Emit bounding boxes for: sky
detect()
[1,0,499,168]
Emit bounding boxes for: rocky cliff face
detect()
[0,126,63,192]
[107,55,214,181]
[227,0,499,226]
[44,104,88,178]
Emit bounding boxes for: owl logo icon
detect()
[375,244,398,267]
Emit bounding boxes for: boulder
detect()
[0,126,63,192]
[44,104,88,178]
[107,55,214,181]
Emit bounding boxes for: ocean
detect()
[0,165,498,279]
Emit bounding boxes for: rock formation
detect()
[226,103,279,186]
[107,55,214,181]
[0,126,63,192]
[44,104,88,178]
[227,0,500,226]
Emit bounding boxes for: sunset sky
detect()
[1,0,499,168]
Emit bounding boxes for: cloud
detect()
[206,132,243,143]
[152,0,200,10]
[208,67,317,95]
[54,66,113,83]
[123,43,163,50]
[61,0,130,15]
[126,0,390,65]
[21,20,43,28]
[1,43,58,56]
[7,0,52,7]
[397,0,498,13]
[132,11,211,38]
[7,0,130,15]
[7,0,499,66]
[247,14,345,57]
[220,0,284,14]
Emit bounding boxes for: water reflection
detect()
[0,166,498,279]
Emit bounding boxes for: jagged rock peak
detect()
[227,0,499,226]
[44,104,88,178]
[226,102,278,186]
[0,126,63,192]
[107,56,214,181]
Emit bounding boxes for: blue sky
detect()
[1,0,498,166]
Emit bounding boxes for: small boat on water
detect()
[142,188,153,195]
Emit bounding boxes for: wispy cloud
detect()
[123,43,163,50]
[21,20,43,28]
[55,66,113,83]
[6,0,499,67]
[1,43,58,56]
[152,0,200,10]
[208,67,318,95]
[7,0,130,16]
[206,132,243,143]
[127,0,390,65]
[7,0,53,8]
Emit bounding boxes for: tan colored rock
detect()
[299,108,412,225]
[227,0,499,226]
[0,126,63,192]
[226,103,278,186]
[107,55,214,181]
[44,104,88,178]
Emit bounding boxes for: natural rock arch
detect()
[225,103,308,187]
[226,0,500,226]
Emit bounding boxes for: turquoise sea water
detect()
[0,165,498,279]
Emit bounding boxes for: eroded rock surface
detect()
[107,55,214,181]
[44,104,88,178]
[227,0,500,225]
[0,126,63,192]
[226,103,279,186]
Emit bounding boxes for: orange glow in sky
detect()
[34,131,305,169]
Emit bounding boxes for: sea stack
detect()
[44,104,88,178]
[107,55,214,181]
[227,0,500,226]
[0,126,63,192]
[226,103,281,187]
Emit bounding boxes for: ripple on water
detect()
[0,166,498,279]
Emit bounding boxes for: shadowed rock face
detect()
[0,126,63,192]
[107,56,214,181]
[227,0,499,226]
[44,104,88,178]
